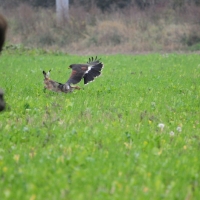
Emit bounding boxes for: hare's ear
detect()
[47,70,51,76]
[43,71,46,76]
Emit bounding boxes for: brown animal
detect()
[0,14,7,112]
[0,14,7,52]
[43,70,80,93]
[0,89,5,111]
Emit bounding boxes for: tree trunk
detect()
[56,0,69,22]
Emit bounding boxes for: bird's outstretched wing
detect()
[66,56,104,86]
[83,62,103,85]
[66,65,89,85]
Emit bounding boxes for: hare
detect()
[43,70,80,93]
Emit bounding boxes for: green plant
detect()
[0,52,200,199]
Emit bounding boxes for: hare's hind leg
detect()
[72,86,81,90]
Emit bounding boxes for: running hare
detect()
[43,70,80,93]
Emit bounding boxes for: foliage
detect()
[95,0,132,11]
[1,0,200,10]
[0,52,200,199]
[1,3,200,54]
[0,0,55,8]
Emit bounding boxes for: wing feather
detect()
[66,69,85,85]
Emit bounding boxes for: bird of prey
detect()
[43,56,103,93]
[65,56,104,89]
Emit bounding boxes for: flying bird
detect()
[66,56,104,89]
[43,56,104,93]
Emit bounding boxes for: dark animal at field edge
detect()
[0,14,7,112]
[0,89,5,111]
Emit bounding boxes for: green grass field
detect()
[0,52,200,200]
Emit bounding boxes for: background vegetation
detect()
[0,0,200,54]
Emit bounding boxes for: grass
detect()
[0,52,200,199]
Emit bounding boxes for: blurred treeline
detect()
[1,0,200,10]
[0,0,200,54]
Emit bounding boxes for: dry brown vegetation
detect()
[1,3,200,54]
